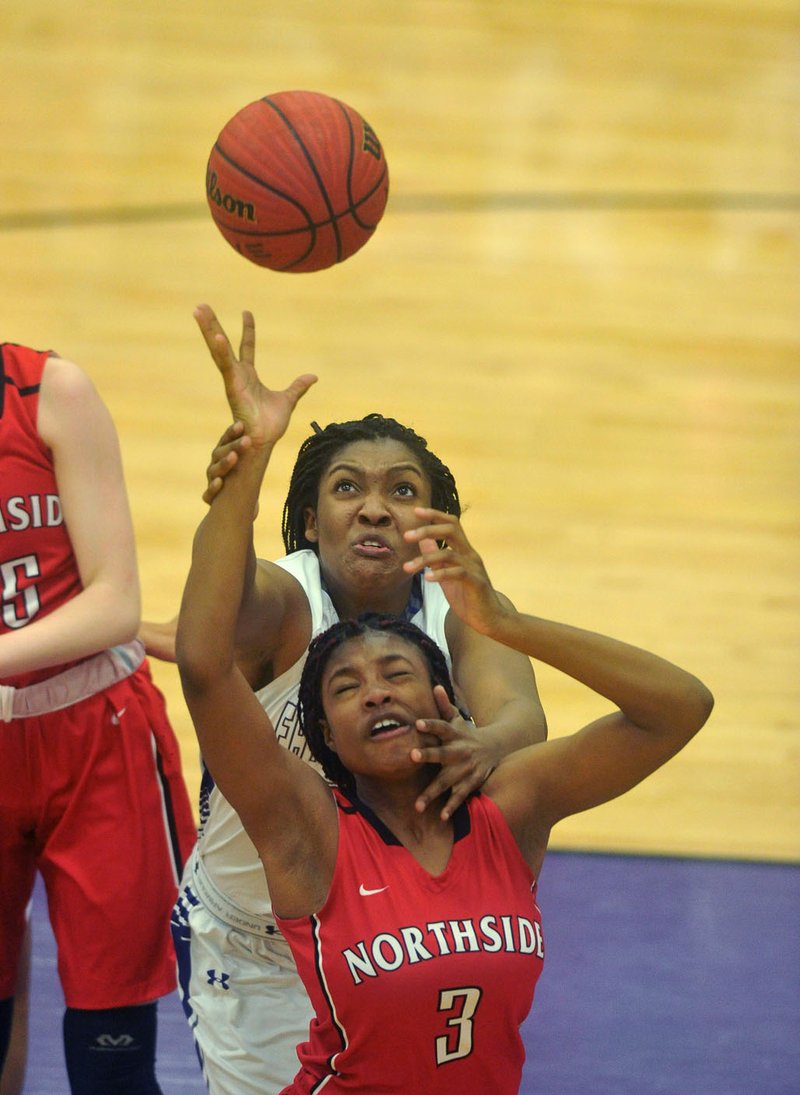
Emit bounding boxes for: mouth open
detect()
[370,718,409,740]
[353,537,392,558]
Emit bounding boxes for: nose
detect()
[364,684,391,708]
[358,490,391,525]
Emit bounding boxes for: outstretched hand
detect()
[411,684,499,820]
[194,304,317,451]
[403,508,508,636]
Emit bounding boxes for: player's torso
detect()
[0,344,82,687]
[278,789,543,1094]
[196,549,452,920]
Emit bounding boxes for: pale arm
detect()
[0,357,140,677]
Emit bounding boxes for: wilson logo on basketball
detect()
[206,169,256,223]
[361,122,382,160]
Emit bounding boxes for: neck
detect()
[352,771,451,839]
[326,573,415,620]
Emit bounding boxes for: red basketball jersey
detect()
[0,343,83,686]
[276,789,544,1094]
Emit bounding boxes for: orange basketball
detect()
[205,91,389,273]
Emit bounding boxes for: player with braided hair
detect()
[298,613,458,794]
[160,305,547,1095]
[176,371,713,1091]
[281,414,461,553]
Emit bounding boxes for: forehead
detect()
[323,630,428,677]
[321,438,427,480]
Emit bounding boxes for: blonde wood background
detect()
[1,0,797,862]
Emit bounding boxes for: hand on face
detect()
[194,304,317,451]
[410,684,496,820]
[403,508,507,636]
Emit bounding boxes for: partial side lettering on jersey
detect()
[274,698,312,760]
[0,494,63,533]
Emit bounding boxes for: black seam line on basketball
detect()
[213,141,318,266]
[338,100,376,233]
[262,96,342,263]
[212,143,316,225]
[330,99,386,231]
[0,191,798,231]
[347,153,387,230]
[342,103,359,229]
[213,174,390,240]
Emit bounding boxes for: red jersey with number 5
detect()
[0,343,82,687]
[276,788,544,1094]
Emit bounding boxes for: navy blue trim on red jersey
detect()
[0,343,43,420]
[308,912,347,1087]
[336,787,473,846]
[153,738,189,878]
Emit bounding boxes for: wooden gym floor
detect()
[1,0,798,867]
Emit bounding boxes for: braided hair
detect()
[298,612,457,794]
[281,413,461,554]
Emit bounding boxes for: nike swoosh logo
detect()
[359,884,389,897]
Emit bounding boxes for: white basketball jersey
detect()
[196,549,452,920]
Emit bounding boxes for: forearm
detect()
[471,695,546,762]
[0,582,140,678]
[490,609,712,735]
[450,613,547,759]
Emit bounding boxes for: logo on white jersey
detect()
[206,969,231,990]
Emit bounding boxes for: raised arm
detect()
[402,509,547,819]
[141,420,310,685]
[407,508,714,867]
[176,306,333,916]
[0,356,140,676]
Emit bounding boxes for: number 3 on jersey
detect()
[1,554,42,629]
[435,986,483,1064]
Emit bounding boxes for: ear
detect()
[321,719,337,753]
[303,506,319,544]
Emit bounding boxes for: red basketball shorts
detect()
[0,661,196,1008]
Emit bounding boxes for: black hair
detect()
[281,413,461,554]
[298,612,457,794]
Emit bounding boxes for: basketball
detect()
[205,91,389,273]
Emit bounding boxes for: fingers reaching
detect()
[238,309,256,365]
[193,304,318,448]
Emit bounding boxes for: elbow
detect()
[104,587,142,648]
[681,675,715,737]
[175,617,226,697]
[120,599,142,645]
[176,647,225,706]
[696,678,715,728]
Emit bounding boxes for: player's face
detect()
[320,631,440,776]
[304,439,433,611]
